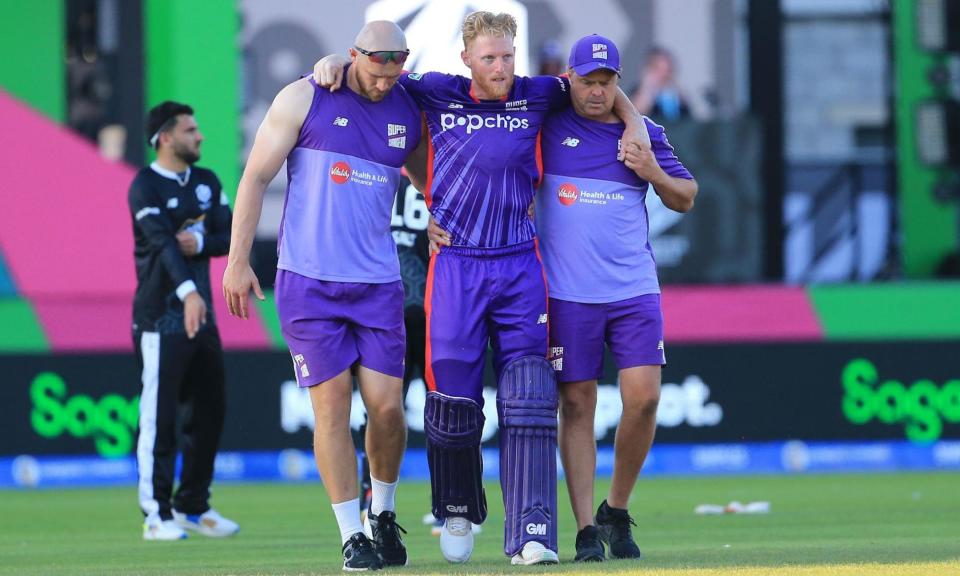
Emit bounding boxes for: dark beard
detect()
[174,142,200,165]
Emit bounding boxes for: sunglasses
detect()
[354,46,410,65]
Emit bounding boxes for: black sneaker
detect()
[574,525,605,562]
[366,511,408,567]
[594,500,642,559]
[342,532,383,571]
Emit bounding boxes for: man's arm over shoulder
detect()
[396,71,443,104]
[625,118,697,213]
[128,174,195,294]
[529,74,571,111]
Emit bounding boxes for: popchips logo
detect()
[558,183,579,206]
[330,161,351,184]
[440,113,530,134]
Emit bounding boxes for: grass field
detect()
[2,472,959,575]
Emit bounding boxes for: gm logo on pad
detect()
[525,523,547,535]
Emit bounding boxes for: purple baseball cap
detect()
[568,34,621,76]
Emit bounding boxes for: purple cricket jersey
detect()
[278,75,422,283]
[398,72,570,247]
[535,112,692,303]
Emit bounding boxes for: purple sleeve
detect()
[530,75,571,111]
[647,118,693,180]
[397,71,432,104]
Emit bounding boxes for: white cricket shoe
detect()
[426,512,482,536]
[143,517,187,541]
[173,508,240,537]
[511,541,559,565]
[440,516,474,563]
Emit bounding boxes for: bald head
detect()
[354,20,407,51]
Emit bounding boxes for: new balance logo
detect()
[561,137,580,147]
[448,102,463,109]
[446,504,468,514]
[537,314,548,325]
[658,340,665,351]
[332,117,349,127]
[525,523,547,535]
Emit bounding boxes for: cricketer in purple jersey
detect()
[225,21,427,569]
[398,71,569,247]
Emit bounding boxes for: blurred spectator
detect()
[538,39,565,76]
[630,46,691,122]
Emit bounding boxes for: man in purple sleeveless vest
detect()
[315,12,647,567]
[538,35,697,562]
[223,21,424,572]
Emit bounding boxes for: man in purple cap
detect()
[541,34,697,561]
[223,20,423,571]
[432,33,698,562]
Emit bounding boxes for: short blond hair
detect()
[462,11,517,48]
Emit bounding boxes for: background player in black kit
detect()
[129,101,239,541]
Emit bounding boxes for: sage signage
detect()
[842,358,960,442]
[2,341,958,457]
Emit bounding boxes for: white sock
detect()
[370,475,398,516]
[331,498,363,545]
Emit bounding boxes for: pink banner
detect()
[662,285,823,342]
[0,91,269,350]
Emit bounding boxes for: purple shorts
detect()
[548,293,665,383]
[426,240,548,403]
[275,270,405,387]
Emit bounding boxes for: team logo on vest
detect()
[387,123,407,149]
[330,161,351,184]
[440,112,530,134]
[195,184,213,209]
[558,183,579,206]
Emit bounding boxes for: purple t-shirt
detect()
[399,72,570,247]
[278,77,421,283]
[535,111,692,303]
